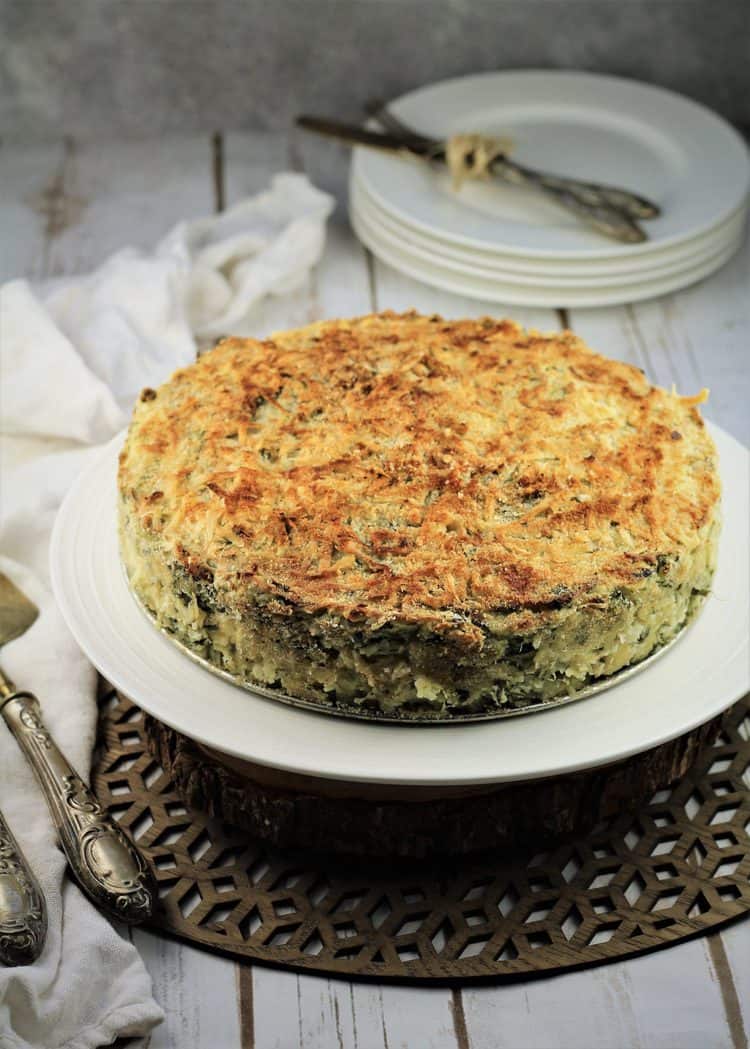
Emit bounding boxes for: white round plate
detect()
[352,173,749,282]
[51,426,749,787]
[352,179,747,289]
[355,71,750,259]
[351,198,745,308]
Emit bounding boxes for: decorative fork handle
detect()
[0,691,155,925]
[0,807,47,965]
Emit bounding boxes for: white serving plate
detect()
[351,180,747,290]
[51,426,749,787]
[351,198,745,308]
[355,71,750,259]
[352,173,749,283]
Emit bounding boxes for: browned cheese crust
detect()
[118,312,720,715]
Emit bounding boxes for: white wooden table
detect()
[1,131,748,1049]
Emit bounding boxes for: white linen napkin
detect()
[0,172,334,1049]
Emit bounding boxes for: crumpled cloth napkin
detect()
[0,173,333,1049]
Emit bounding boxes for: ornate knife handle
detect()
[1,691,155,925]
[0,807,47,965]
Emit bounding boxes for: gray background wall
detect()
[1,0,749,143]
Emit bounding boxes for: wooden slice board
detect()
[144,710,722,857]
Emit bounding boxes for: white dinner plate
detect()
[355,71,750,259]
[351,199,745,308]
[352,173,749,282]
[51,426,749,787]
[351,179,747,289]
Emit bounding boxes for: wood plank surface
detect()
[133,930,242,1049]
[569,233,750,445]
[460,937,735,1049]
[712,922,750,1049]
[0,139,65,281]
[371,256,559,333]
[251,970,459,1049]
[1,132,747,1049]
[0,135,216,281]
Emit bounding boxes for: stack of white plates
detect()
[350,71,750,308]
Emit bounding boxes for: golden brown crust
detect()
[118,312,719,644]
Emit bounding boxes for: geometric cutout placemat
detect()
[93,690,750,980]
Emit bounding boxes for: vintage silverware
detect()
[365,98,661,222]
[0,807,47,966]
[0,573,155,926]
[0,581,47,965]
[297,114,655,243]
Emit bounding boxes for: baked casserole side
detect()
[118,312,720,717]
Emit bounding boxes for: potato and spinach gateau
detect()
[118,311,720,719]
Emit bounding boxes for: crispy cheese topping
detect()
[119,312,720,639]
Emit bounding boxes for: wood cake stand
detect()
[144,708,722,858]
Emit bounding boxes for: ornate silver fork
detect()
[0,572,155,956]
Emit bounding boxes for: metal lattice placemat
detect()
[92,689,750,980]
